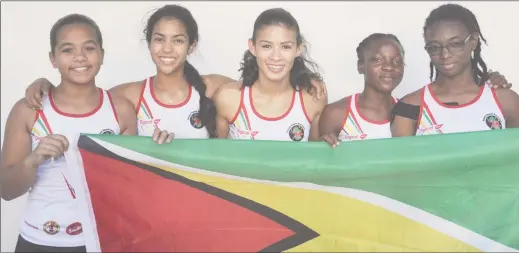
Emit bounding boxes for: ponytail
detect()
[184,60,217,138]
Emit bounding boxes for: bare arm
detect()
[110,93,138,135]
[391,90,422,137]
[1,100,68,200]
[203,74,237,99]
[212,82,242,139]
[108,81,144,110]
[317,98,349,146]
[302,81,328,141]
[495,89,519,128]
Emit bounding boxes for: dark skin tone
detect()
[391,20,519,137]
[317,38,404,147]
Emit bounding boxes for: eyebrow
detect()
[152,32,187,38]
[58,40,98,49]
[427,35,467,44]
[259,40,296,44]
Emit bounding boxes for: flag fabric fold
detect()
[70,129,519,252]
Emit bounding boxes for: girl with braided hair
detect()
[391,3,519,136]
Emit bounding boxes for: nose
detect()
[73,50,87,62]
[163,41,173,53]
[269,47,282,61]
[381,61,395,72]
[439,46,452,59]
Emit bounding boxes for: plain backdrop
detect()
[1,1,518,251]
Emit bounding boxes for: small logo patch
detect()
[483,113,503,130]
[43,221,60,235]
[287,123,305,141]
[343,133,368,140]
[66,222,83,235]
[100,129,116,135]
[188,111,203,129]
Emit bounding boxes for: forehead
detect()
[153,17,186,35]
[425,20,469,42]
[56,23,97,43]
[366,38,403,56]
[256,24,297,42]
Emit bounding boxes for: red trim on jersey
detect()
[39,110,53,134]
[49,88,103,118]
[355,93,390,125]
[429,83,484,109]
[242,106,255,140]
[106,92,119,124]
[149,77,192,108]
[299,91,312,124]
[339,96,352,135]
[33,110,41,126]
[490,88,505,118]
[249,87,295,121]
[349,97,365,134]
[230,88,245,124]
[135,79,147,114]
[62,173,76,199]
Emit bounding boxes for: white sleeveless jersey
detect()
[136,77,209,139]
[21,88,120,247]
[416,84,505,135]
[229,86,311,141]
[338,93,397,142]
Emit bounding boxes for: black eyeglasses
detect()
[424,35,472,56]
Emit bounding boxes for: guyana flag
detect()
[69,129,519,252]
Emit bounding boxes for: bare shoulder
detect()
[109,91,135,114]
[494,88,519,117]
[399,87,424,106]
[212,81,243,119]
[300,86,328,121]
[203,74,237,98]
[109,80,145,106]
[9,99,38,128]
[322,96,349,118]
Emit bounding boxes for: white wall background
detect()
[1,1,518,251]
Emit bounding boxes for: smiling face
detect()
[248,24,301,84]
[50,23,104,85]
[358,38,405,93]
[424,20,477,78]
[148,17,192,75]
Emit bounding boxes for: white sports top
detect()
[228,86,311,141]
[339,93,398,141]
[136,77,209,139]
[416,84,505,135]
[21,88,120,247]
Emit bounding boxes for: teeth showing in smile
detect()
[267,64,284,72]
[73,67,88,72]
[160,57,175,64]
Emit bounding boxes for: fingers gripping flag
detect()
[72,130,519,252]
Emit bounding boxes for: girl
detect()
[213,8,327,141]
[1,14,137,252]
[318,33,511,147]
[391,3,519,136]
[22,5,326,143]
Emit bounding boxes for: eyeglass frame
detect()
[424,34,473,56]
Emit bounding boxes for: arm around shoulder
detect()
[108,81,144,109]
[495,89,519,128]
[212,82,242,138]
[391,89,422,137]
[109,93,137,135]
[203,74,237,99]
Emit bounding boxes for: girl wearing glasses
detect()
[391,3,519,136]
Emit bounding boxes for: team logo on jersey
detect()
[100,129,116,135]
[43,221,60,235]
[483,113,503,130]
[66,222,83,235]
[188,111,203,129]
[287,123,305,141]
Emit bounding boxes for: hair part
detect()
[423,3,488,85]
[356,33,405,63]
[50,14,103,54]
[238,8,323,93]
[143,5,217,138]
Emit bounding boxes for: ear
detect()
[357,61,364,74]
[248,39,256,57]
[49,51,57,69]
[188,40,198,55]
[296,44,303,57]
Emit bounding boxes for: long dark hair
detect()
[144,5,216,137]
[239,8,323,93]
[424,4,488,85]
